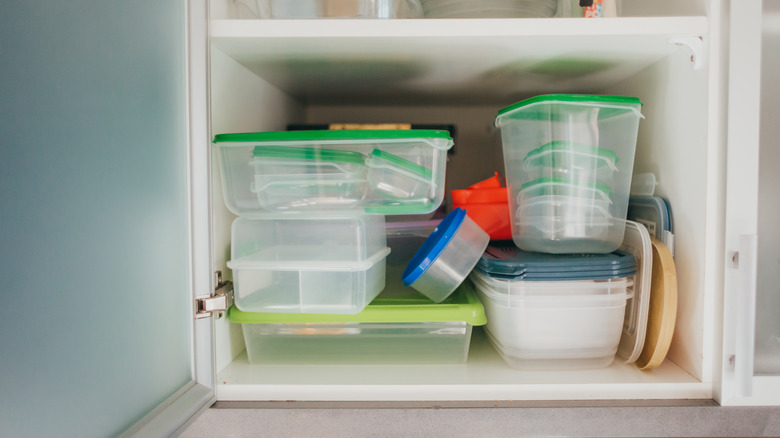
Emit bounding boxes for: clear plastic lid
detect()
[616,220,652,364]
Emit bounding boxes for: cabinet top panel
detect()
[211,17,708,105]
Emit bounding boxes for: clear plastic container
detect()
[496,95,643,254]
[234,0,423,19]
[421,0,557,18]
[522,141,619,187]
[214,130,453,216]
[403,208,490,303]
[227,280,486,364]
[228,214,389,314]
[471,270,633,369]
[366,149,433,200]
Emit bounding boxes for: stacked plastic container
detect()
[215,129,493,363]
[495,94,644,254]
[472,94,648,369]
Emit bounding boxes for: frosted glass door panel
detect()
[756,5,780,375]
[0,1,193,436]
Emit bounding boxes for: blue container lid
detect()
[475,241,636,280]
[402,208,466,286]
[628,195,672,238]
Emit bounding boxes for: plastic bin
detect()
[227,280,486,364]
[421,0,557,18]
[496,94,643,254]
[227,214,389,314]
[471,270,633,369]
[234,0,423,19]
[214,130,453,216]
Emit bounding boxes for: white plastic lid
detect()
[616,220,653,364]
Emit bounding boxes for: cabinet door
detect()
[0,0,214,436]
[720,0,780,405]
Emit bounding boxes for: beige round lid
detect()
[636,238,678,370]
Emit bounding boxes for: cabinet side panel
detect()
[609,49,709,381]
[210,48,304,373]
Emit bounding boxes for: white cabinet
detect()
[203,0,780,407]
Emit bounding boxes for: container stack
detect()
[214,129,489,364]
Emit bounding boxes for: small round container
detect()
[366,149,433,200]
[523,141,619,187]
[402,208,490,303]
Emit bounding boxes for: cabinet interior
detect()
[207,5,721,401]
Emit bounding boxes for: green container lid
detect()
[524,141,620,165]
[496,94,643,123]
[252,146,366,165]
[214,129,454,144]
[227,279,486,325]
[369,149,433,179]
[520,176,614,199]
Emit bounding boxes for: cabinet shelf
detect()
[210,17,708,105]
[216,328,711,401]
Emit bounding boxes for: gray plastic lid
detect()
[475,241,636,280]
[628,195,672,238]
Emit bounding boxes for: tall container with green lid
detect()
[495,94,643,254]
[213,129,453,216]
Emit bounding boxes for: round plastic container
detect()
[496,94,643,254]
[366,149,433,200]
[471,270,633,370]
[421,0,557,18]
[402,208,490,303]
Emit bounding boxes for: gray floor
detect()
[181,402,780,437]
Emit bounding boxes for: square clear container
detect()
[471,270,633,370]
[227,214,389,314]
[495,95,643,254]
[226,279,486,364]
[214,130,453,216]
[233,0,423,19]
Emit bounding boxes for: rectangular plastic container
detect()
[214,130,453,216]
[495,95,643,254]
[227,280,486,364]
[228,214,389,314]
[233,0,423,19]
[471,270,633,369]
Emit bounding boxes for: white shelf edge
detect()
[211,16,708,39]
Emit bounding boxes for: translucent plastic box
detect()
[234,0,423,19]
[471,270,633,369]
[495,95,643,254]
[227,214,389,314]
[227,280,486,364]
[214,130,453,216]
[421,0,557,18]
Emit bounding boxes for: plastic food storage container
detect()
[522,141,620,186]
[214,130,453,216]
[227,214,390,314]
[496,94,643,254]
[421,0,557,18]
[471,271,634,370]
[227,280,486,364]
[471,240,641,369]
[233,0,423,19]
[386,218,442,288]
[451,172,512,241]
[403,208,490,303]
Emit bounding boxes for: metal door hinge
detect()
[195,271,234,319]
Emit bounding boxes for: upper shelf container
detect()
[210,17,708,105]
